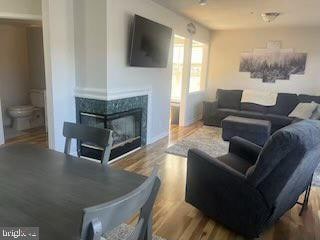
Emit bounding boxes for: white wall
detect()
[42,0,76,152]
[0,24,30,126]
[74,0,107,90]
[106,0,211,141]
[27,27,46,89]
[208,27,320,100]
[0,0,41,19]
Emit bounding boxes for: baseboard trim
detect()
[182,115,203,127]
[148,131,169,144]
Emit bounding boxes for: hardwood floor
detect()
[4,127,48,148]
[2,122,320,239]
[113,122,320,240]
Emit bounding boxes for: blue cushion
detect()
[267,93,299,116]
[217,89,243,110]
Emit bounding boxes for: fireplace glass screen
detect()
[79,109,142,161]
[107,115,140,147]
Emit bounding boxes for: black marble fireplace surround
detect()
[75,95,148,161]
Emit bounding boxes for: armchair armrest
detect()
[229,137,262,164]
[188,148,246,180]
[186,148,270,237]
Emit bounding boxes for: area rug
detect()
[166,126,320,187]
[103,223,166,240]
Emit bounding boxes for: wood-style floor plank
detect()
[3,122,320,240]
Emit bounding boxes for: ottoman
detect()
[222,116,271,146]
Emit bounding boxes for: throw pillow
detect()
[289,102,318,119]
[310,102,320,120]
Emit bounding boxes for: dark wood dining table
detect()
[0,144,146,240]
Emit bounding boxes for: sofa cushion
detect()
[267,93,299,116]
[217,109,264,121]
[241,103,268,114]
[216,89,243,110]
[298,94,320,104]
[289,102,318,119]
[215,109,241,125]
[311,104,320,120]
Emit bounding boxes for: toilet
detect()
[7,89,46,131]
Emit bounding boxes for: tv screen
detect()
[129,15,173,68]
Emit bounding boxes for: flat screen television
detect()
[129,15,173,68]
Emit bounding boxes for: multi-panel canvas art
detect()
[240,41,307,83]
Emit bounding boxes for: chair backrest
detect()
[247,120,320,210]
[63,122,113,165]
[80,167,161,240]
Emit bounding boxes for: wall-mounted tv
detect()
[129,15,173,68]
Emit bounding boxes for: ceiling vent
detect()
[261,12,281,23]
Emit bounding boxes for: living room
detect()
[0,0,320,240]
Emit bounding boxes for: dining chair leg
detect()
[64,137,71,154]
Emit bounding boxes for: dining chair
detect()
[80,166,161,240]
[63,122,113,165]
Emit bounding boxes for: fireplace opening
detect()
[79,108,142,162]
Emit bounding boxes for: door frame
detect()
[0,13,45,146]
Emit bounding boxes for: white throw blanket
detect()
[241,89,278,106]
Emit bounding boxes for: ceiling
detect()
[152,0,320,30]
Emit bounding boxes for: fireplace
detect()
[79,108,142,161]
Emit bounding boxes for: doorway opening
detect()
[0,19,47,147]
[170,35,185,126]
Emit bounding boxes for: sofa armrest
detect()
[229,136,262,164]
[203,101,218,124]
[203,101,218,113]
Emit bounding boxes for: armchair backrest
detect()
[247,120,320,209]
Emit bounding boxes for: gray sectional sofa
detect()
[203,89,320,133]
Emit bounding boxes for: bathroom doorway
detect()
[0,19,48,147]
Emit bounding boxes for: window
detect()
[171,35,185,101]
[189,41,206,93]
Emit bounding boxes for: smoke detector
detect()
[261,12,281,23]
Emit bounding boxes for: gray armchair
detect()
[185,120,320,238]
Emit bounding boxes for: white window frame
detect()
[188,40,208,94]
